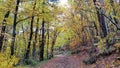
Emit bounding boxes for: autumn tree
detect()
[10,0,20,56]
[0,11,10,51]
[24,0,37,64]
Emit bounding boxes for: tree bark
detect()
[46,23,49,59]
[93,0,108,38]
[39,19,45,61]
[51,39,56,58]
[24,1,36,64]
[10,0,20,55]
[39,1,46,61]
[32,18,39,58]
[93,0,109,48]
[0,11,10,51]
[50,30,58,58]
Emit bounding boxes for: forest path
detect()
[36,51,119,68]
[37,50,89,68]
[38,54,80,68]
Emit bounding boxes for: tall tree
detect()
[46,22,50,59]
[39,18,45,61]
[39,0,46,61]
[24,0,36,63]
[93,0,108,38]
[0,11,10,51]
[32,18,39,58]
[50,29,59,58]
[10,0,20,55]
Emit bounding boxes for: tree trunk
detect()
[24,1,36,64]
[51,31,57,58]
[39,1,46,61]
[46,24,49,59]
[51,39,55,58]
[0,11,10,51]
[39,19,45,61]
[32,18,39,58]
[93,0,108,37]
[10,0,20,56]
[93,0,109,48]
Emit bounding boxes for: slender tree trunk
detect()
[93,0,108,37]
[10,0,20,55]
[39,0,46,61]
[24,1,36,64]
[100,12,108,37]
[39,19,45,61]
[51,31,57,58]
[93,0,109,49]
[51,39,55,58]
[0,11,10,51]
[46,24,49,59]
[32,18,39,58]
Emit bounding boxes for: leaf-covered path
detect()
[38,54,81,68]
[36,50,120,68]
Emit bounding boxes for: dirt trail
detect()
[35,46,120,68]
[38,55,80,68]
[38,52,120,68]
[38,51,90,68]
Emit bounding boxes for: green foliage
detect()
[26,58,38,66]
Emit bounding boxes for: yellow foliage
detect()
[113,43,120,53]
[70,38,80,51]
[0,51,19,68]
[114,43,120,49]
[97,37,106,52]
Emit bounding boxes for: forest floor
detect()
[32,47,120,68]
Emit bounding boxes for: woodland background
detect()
[0,0,120,68]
